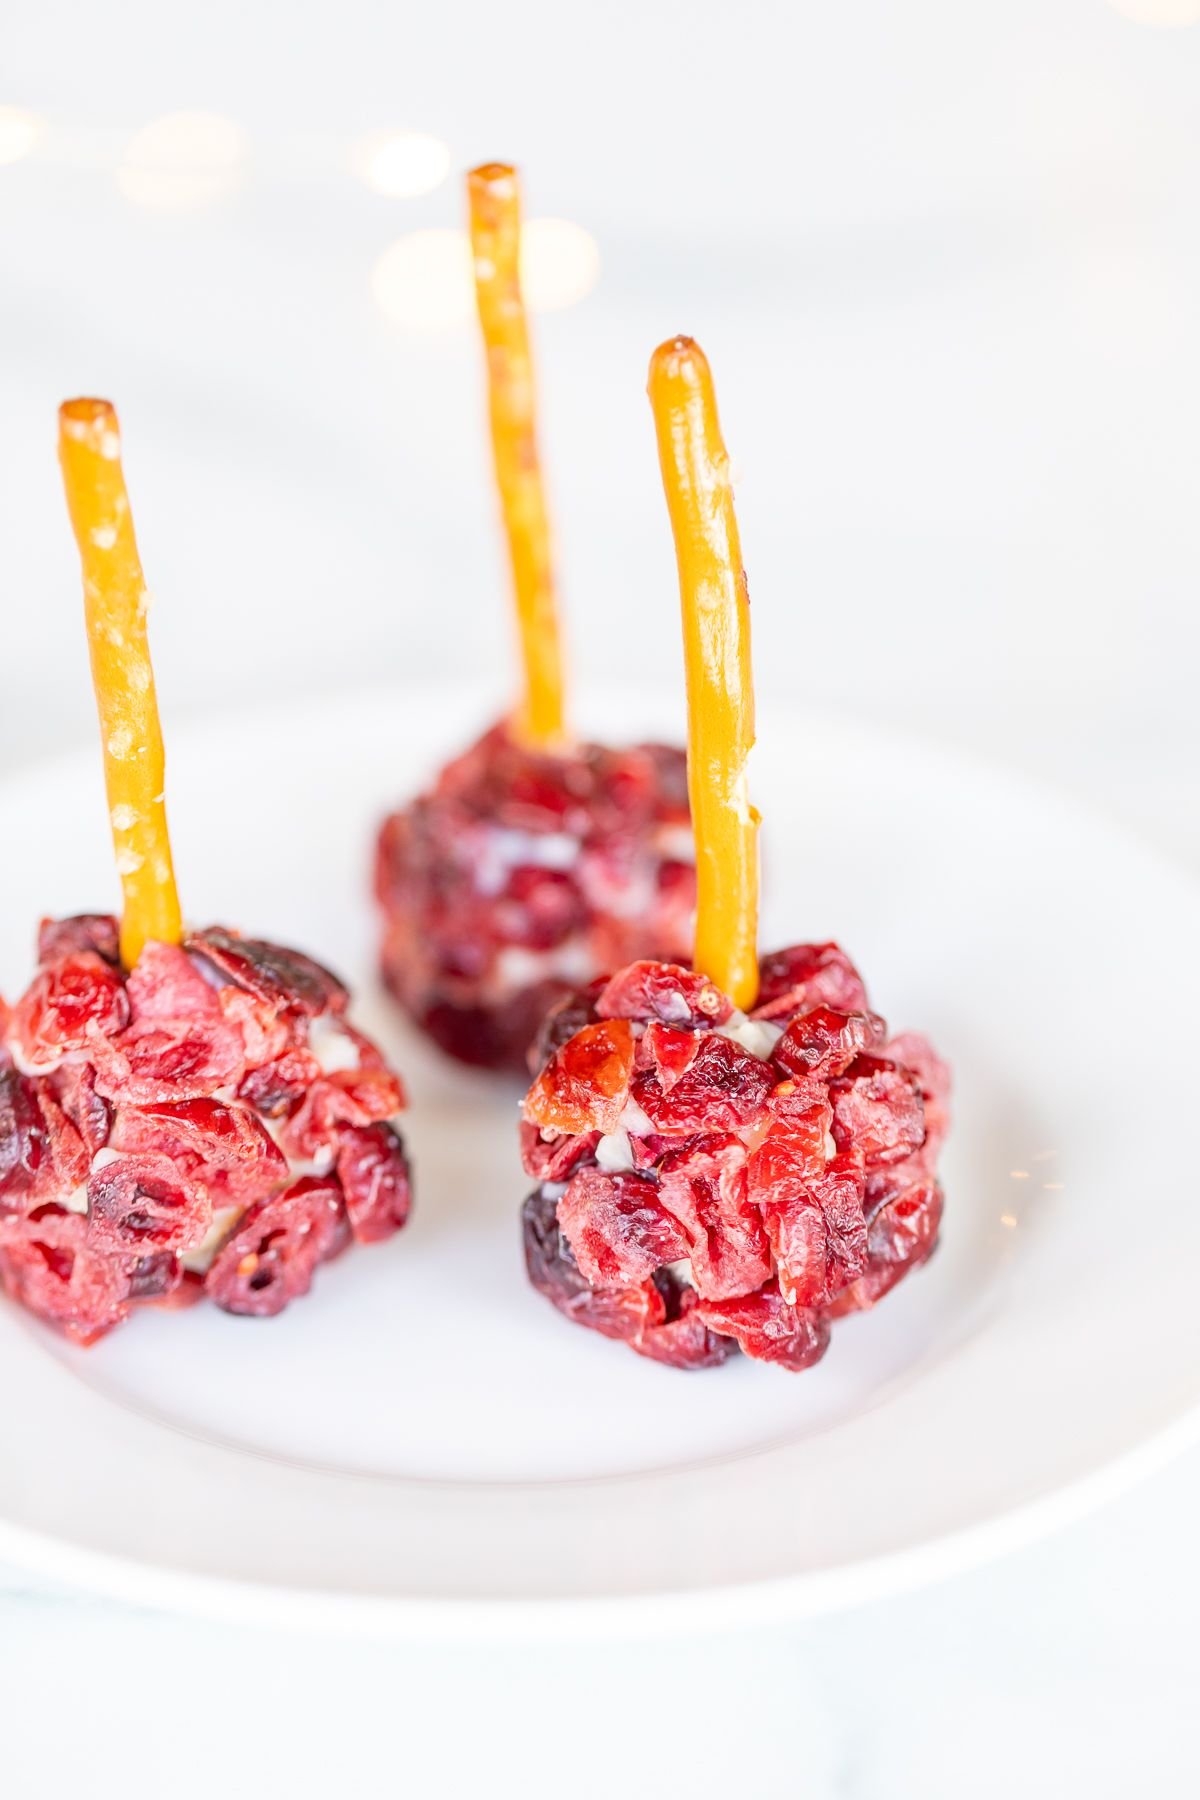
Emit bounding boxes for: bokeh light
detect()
[116,112,247,209]
[1106,0,1200,22]
[0,106,41,165]
[350,130,451,198]
[372,219,600,330]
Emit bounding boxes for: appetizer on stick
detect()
[519,340,950,1371]
[0,401,412,1343]
[375,163,695,1071]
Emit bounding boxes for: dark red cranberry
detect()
[527,979,606,1076]
[86,1152,210,1256]
[521,1186,666,1344]
[0,1067,47,1209]
[186,927,349,1019]
[36,914,120,967]
[334,1122,412,1243]
[596,961,732,1029]
[557,1167,689,1287]
[774,1007,886,1082]
[205,1176,346,1317]
[657,1132,772,1300]
[752,943,869,1021]
[9,953,130,1070]
[695,1284,831,1373]
[829,1056,926,1166]
[632,1033,773,1137]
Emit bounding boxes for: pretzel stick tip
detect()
[58,399,182,968]
[647,336,759,1009]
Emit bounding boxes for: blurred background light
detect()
[116,111,247,209]
[372,218,599,330]
[1106,0,1200,22]
[350,129,451,197]
[519,217,600,311]
[0,106,41,165]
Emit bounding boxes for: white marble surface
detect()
[2,1,1199,1790]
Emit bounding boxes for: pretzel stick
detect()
[468,162,566,747]
[58,399,181,968]
[648,337,759,1009]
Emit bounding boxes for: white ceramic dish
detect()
[1,684,1197,1638]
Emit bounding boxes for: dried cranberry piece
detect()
[634,1281,735,1370]
[829,1172,943,1316]
[885,1032,952,1163]
[9,953,130,1071]
[521,1186,666,1343]
[36,914,120,967]
[49,1064,111,1162]
[334,1122,412,1244]
[774,1007,886,1082]
[557,1166,689,1287]
[124,1250,182,1301]
[758,1149,867,1307]
[519,1120,600,1183]
[596,961,731,1029]
[695,1284,831,1373]
[524,1019,636,1136]
[280,1066,405,1165]
[91,1018,247,1106]
[205,1176,346,1317]
[0,1067,47,1210]
[187,928,348,1019]
[126,941,220,1024]
[657,1133,771,1300]
[109,1098,288,1211]
[640,1022,700,1091]
[829,1056,926,1167]
[752,943,868,1022]
[527,979,606,1076]
[237,1046,322,1118]
[86,1151,210,1256]
[746,1104,832,1206]
[0,1206,131,1343]
[632,1033,774,1137]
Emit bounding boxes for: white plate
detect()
[1,684,1197,1638]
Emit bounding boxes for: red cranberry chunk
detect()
[829,1056,925,1166]
[774,1007,886,1082]
[126,941,220,1024]
[124,1250,183,1302]
[830,1172,944,1316]
[91,1016,246,1106]
[205,1176,346,1317]
[334,1122,412,1244]
[759,1150,867,1308]
[37,914,120,967]
[746,1104,832,1207]
[519,1120,600,1183]
[596,961,732,1029]
[237,1046,323,1119]
[186,927,349,1019]
[87,1151,210,1256]
[0,1206,131,1343]
[49,1064,111,1162]
[281,1067,405,1166]
[752,943,868,1022]
[640,1022,700,1092]
[524,1019,636,1136]
[657,1133,771,1300]
[528,980,606,1076]
[632,1033,774,1137]
[10,953,130,1070]
[558,1167,689,1287]
[695,1284,831,1373]
[109,1098,287,1212]
[633,1284,736,1371]
[522,1186,666,1343]
[0,1067,48,1209]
